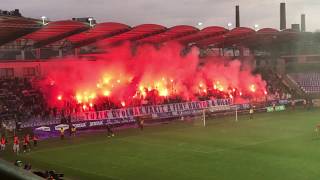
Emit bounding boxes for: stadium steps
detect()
[283,74,307,98]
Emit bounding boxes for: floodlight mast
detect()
[197,22,204,30]
[227,22,233,30]
[88,17,94,27]
[41,16,47,25]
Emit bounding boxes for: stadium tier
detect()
[288,73,320,94]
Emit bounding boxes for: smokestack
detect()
[280,2,286,30]
[236,5,240,28]
[301,14,306,32]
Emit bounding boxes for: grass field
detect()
[2,108,320,180]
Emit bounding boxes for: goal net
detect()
[178,109,207,127]
[179,105,238,127]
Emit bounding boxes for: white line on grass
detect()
[188,132,308,154]
[117,132,307,155]
[29,131,307,157]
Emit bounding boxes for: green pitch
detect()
[2,108,320,180]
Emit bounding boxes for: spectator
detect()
[0,135,6,151]
[60,128,64,140]
[33,134,38,147]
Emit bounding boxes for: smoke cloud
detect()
[37,42,266,108]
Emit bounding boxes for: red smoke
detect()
[37,42,267,109]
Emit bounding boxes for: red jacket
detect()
[26,135,30,143]
[24,138,28,145]
[0,138,6,145]
[14,137,19,145]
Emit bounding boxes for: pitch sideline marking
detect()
[28,131,307,156]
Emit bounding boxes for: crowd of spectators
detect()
[0,77,192,127]
[0,77,47,125]
[259,68,293,100]
[0,73,297,129]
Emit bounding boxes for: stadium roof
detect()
[240,28,280,46]
[175,26,229,45]
[248,28,299,47]
[136,25,199,44]
[66,22,131,48]
[257,28,279,34]
[0,19,301,49]
[0,16,40,46]
[196,27,255,47]
[96,24,167,47]
[21,20,89,48]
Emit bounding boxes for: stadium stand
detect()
[288,73,320,93]
[258,67,293,99]
[0,77,47,125]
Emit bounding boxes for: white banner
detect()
[35,126,51,132]
[74,99,232,121]
[54,124,69,131]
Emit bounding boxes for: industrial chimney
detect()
[301,14,306,32]
[280,2,286,30]
[236,5,240,28]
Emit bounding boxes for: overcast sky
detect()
[2,0,320,31]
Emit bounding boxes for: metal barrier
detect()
[0,159,43,180]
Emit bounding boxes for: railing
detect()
[284,74,306,97]
[0,159,44,180]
